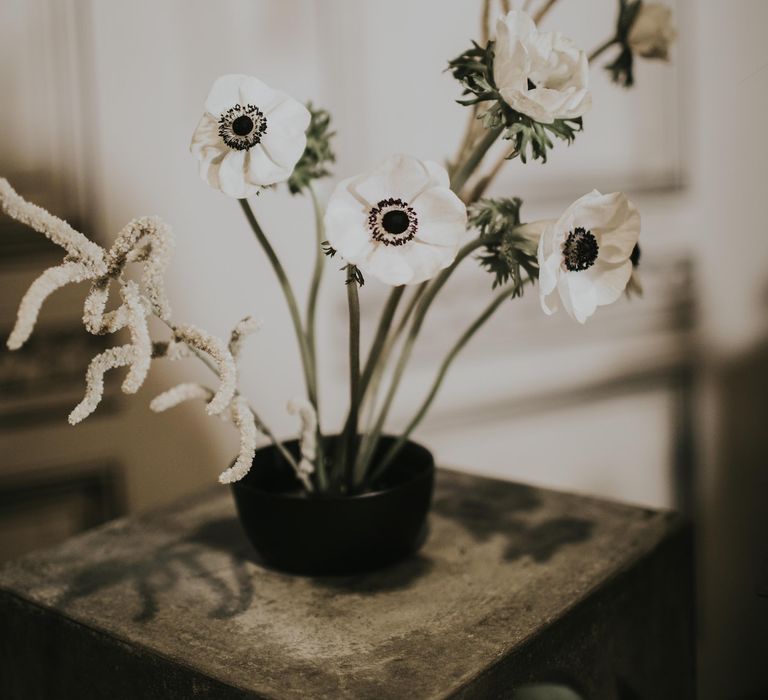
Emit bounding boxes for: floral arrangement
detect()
[0,1,674,495]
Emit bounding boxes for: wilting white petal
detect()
[493,10,590,124]
[628,3,676,60]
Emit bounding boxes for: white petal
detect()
[267,96,311,133]
[204,74,281,117]
[403,241,456,284]
[216,150,252,198]
[364,245,414,286]
[540,287,559,316]
[538,251,561,296]
[561,273,598,323]
[351,154,432,206]
[190,114,223,158]
[324,199,372,262]
[246,145,291,186]
[590,260,633,306]
[422,160,450,189]
[260,124,307,169]
[237,77,281,112]
[412,186,466,225]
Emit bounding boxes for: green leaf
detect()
[287,102,336,195]
[469,197,539,293]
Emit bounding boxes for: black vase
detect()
[230,435,435,575]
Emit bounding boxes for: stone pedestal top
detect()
[0,469,693,699]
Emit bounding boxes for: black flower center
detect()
[562,227,599,272]
[367,198,418,246]
[382,210,410,235]
[232,115,254,136]
[218,104,267,151]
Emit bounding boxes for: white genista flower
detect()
[219,397,259,484]
[69,345,134,425]
[172,324,237,416]
[536,190,640,323]
[493,10,591,124]
[150,383,214,413]
[119,281,152,394]
[287,398,317,490]
[228,315,262,361]
[190,74,311,198]
[106,216,174,321]
[0,178,106,270]
[8,261,93,350]
[324,155,467,286]
[628,3,676,60]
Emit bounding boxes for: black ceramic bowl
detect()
[230,436,434,575]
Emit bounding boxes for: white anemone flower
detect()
[534,190,640,323]
[190,74,311,198]
[324,155,467,286]
[628,3,676,60]
[493,10,591,124]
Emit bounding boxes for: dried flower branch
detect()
[218,397,260,484]
[120,280,153,393]
[228,315,261,361]
[171,324,237,416]
[7,261,94,350]
[150,382,215,412]
[68,345,134,425]
[287,398,317,489]
[0,178,105,269]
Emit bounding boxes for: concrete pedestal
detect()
[0,469,694,699]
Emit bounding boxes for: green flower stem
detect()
[533,0,559,23]
[359,286,405,408]
[354,283,427,484]
[305,185,329,491]
[306,185,325,374]
[468,148,519,203]
[450,126,504,195]
[367,286,517,486]
[589,37,618,62]
[341,266,361,490]
[356,237,485,479]
[335,285,404,482]
[239,199,318,411]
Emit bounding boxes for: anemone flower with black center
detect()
[525,190,640,323]
[190,74,310,198]
[323,155,467,286]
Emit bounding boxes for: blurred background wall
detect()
[0,0,766,696]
